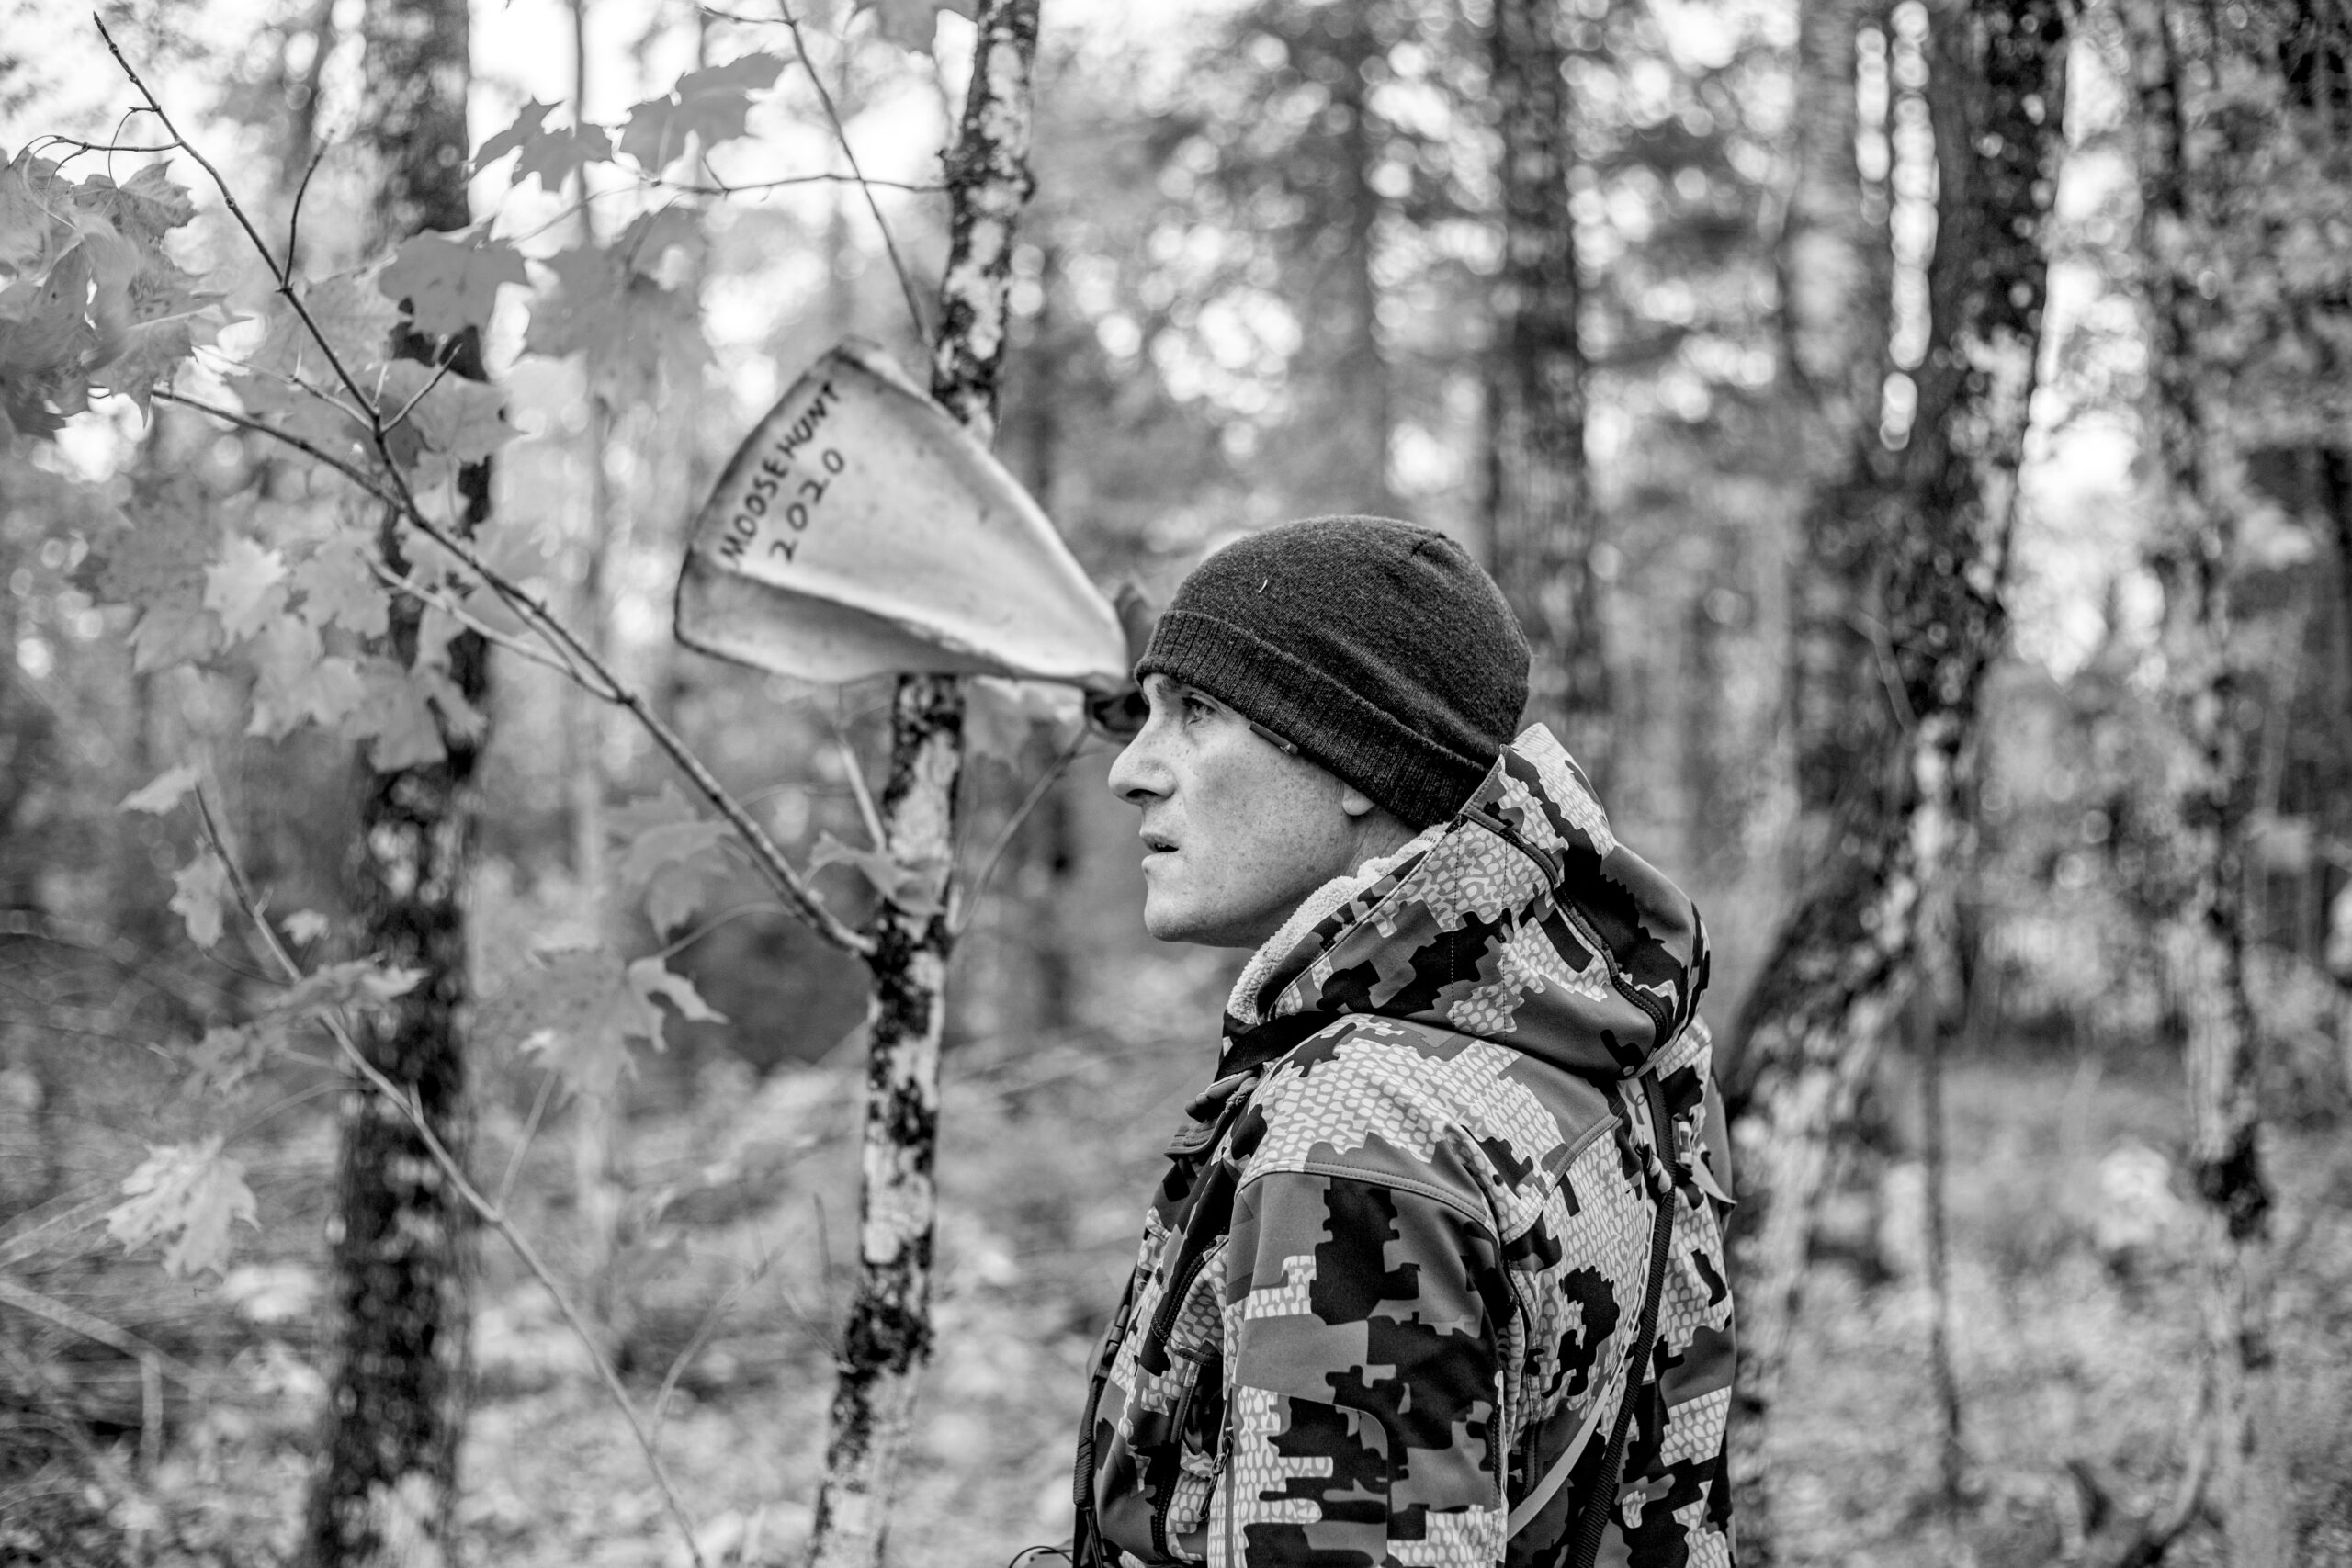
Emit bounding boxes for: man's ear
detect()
[1339,784,1377,818]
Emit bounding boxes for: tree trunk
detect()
[804,4,1040,1563]
[1779,0,1896,843]
[2120,5,2287,1562]
[1724,5,2067,1560]
[1487,0,1611,783]
[1329,5,1395,518]
[303,3,487,1563]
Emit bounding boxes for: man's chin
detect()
[1141,896,1263,950]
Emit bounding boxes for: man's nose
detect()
[1106,728,1167,806]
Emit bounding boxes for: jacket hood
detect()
[1220,723,1709,1082]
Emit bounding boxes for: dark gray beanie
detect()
[1135,516,1531,828]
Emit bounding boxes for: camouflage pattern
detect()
[1076,725,1736,1568]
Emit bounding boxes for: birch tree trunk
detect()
[805,4,1040,1562]
[563,0,637,1371]
[1724,6,2067,1560]
[2120,4,2286,1561]
[303,1,487,1562]
[1487,0,1612,784]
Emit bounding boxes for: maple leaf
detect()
[483,948,723,1100]
[617,52,787,169]
[624,955,726,1045]
[476,100,617,194]
[291,534,390,638]
[810,829,945,918]
[170,850,231,951]
[376,359,512,480]
[120,764,202,815]
[250,270,399,385]
[379,230,527,338]
[204,535,290,642]
[107,1137,258,1276]
[0,149,65,276]
[347,657,447,772]
[247,618,368,739]
[473,100,553,172]
[186,1020,281,1098]
[224,370,372,472]
[617,813,733,933]
[92,499,225,671]
[277,959,424,1017]
[966,677,1083,767]
[0,243,100,445]
[72,163,198,247]
[617,208,706,276]
[861,0,976,55]
[128,599,225,672]
[523,245,709,406]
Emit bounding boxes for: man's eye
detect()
[1180,694,1214,723]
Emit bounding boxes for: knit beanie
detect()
[1135,516,1531,828]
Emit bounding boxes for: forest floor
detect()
[6,984,2352,1568]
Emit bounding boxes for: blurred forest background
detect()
[2,0,2349,1565]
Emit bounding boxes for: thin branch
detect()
[950,725,1085,935]
[651,899,789,962]
[188,792,708,1568]
[777,2,931,343]
[650,1248,775,1444]
[834,724,887,850]
[650,168,944,196]
[494,1068,561,1215]
[287,141,328,274]
[380,345,461,442]
[153,390,391,503]
[362,551,591,684]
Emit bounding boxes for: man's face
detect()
[1106,674,1390,948]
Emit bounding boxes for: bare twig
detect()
[834,725,887,849]
[649,168,944,196]
[651,899,789,961]
[950,724,1085,935]
[287,141,328,276]
[650,1248,775,1443]
[494,1068,561,1215]
[777,2,931,343]
[188,791,708,1568]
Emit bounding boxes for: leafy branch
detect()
[95,19,873,958]
[185,787,711,1568]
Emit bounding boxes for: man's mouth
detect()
[1140,830,1177,863]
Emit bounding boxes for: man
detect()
[1073,517,1736,1568]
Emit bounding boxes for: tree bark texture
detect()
[1487,0,1612,783]
[1779,0,1896,832]
[804,4,1039,1564]
[1724,6,2066,1561]
[303,3,487,1564]
[2120,5,2289,1562]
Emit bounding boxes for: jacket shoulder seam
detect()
[1236,1157,1496,1230]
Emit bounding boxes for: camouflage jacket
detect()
[1075,726,1736,1568]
